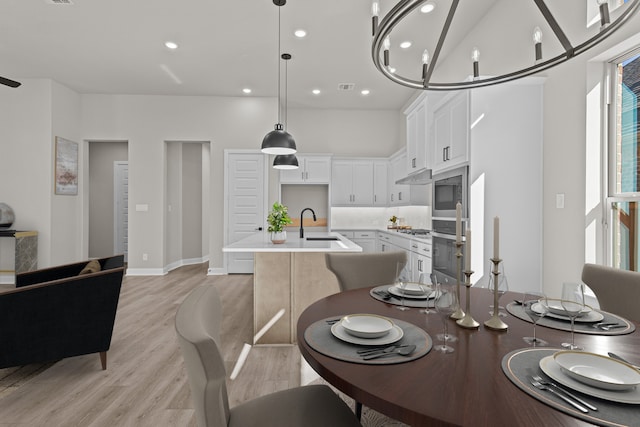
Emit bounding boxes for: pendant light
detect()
[261,0,297,155]
[273,53,299,169]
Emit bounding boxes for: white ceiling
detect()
[0,0,497,110]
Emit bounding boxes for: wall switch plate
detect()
[556,193,565,209]
[142,253,148,261]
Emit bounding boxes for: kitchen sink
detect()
[306,236,339,241]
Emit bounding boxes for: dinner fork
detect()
[530,375,597,411]
[527,376,589,413]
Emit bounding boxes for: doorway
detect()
[88,141,129,259]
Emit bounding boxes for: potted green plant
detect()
[267,201,293,244]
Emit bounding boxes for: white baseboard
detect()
[0,272,15,285]
[125,268,166,276]
[207,267,227,275]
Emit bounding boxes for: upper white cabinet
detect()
[404,93,429,173]
[388,150,411,206]
[433,91,469,174]
[373,160,388,206]
[280,155,331,184]
[331,160,374,206]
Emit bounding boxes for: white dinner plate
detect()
[388,284,434,300]
[544,299,592,317]
[539,355,640,404]
[553,351,640,391]
[531,302,604,323]
[331,322,403,346]
[340,314,394,339]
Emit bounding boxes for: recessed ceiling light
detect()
[312,89,321,95]
[361,89,370,95]
[165,41,178,50]
[242,88,252,94]
[294,29,307,38]
[400,41,412,49]
[420,2,435,13]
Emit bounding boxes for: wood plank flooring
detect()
[0,264,301,426]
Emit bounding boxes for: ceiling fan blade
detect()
[0,76,21,88]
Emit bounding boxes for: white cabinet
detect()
[352,230,376,253]
[280,155,331,183]
[373,161,388,206]
[405,93,429,173]
[331,160,374,206]
[409,239,432,282]
[388,151,410,206]
[433,91,469,174]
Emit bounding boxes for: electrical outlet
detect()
[142,253,148,261]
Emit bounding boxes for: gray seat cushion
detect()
[229,384,361,427]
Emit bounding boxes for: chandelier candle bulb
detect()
[371,0,379,36]
[493,216,500,260]
[533,26,543,62]
[383,36,391,66]
[598,0,611,27]
[471,47,480,79]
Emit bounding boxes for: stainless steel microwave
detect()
[432,165,468,219]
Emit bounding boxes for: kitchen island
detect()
[223,231,362,344]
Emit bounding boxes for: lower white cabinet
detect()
[336,230,376,252]
[409,240,432,282]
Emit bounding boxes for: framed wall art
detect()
[55,137,78,195]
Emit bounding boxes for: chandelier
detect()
[371,0,640,91]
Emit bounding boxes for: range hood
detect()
[395,168,432,185]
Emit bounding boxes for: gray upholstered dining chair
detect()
[175,284,361,427]
[581,263,640,322]
[325,251,408,292]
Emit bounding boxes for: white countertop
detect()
[222,231,363,253]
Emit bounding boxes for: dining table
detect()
[296,286,640,427]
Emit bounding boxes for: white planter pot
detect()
[270,231,287,244]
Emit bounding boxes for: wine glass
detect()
[434,281,459,353]
[522,291,549,346]
[418,273,434,314]
[486,262,509,317]
[395,261,410,311]
[561,282,585,350]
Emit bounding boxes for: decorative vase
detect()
[270,231,287,244]
[0,203,15,228]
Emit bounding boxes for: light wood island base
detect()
[254,252,340,345]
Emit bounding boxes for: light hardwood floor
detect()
[0,263,301,426]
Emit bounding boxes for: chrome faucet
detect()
[299,208,317,238]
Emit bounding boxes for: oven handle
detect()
[431,231,457,240]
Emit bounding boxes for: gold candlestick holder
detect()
[484,257,508,331]
[457,269,479,329]
[450,241,465,320]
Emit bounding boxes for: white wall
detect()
[0,80,54,268]
[80,94,401,272]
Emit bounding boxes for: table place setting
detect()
[369,283,438,309]
[502,347,640,427]
[506,299,636,336]
[303,313,432,365]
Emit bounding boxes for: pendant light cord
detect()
[277,6,282,125]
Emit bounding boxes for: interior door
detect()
[226,152,266,273]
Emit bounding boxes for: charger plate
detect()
[502,348,640,427]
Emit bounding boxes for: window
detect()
[610,50,640,270]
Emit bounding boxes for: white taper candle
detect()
[456,202,462,243]
[465,229,471,271]
[494,216,500,260]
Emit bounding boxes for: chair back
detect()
[175,285,230,427]
[325,251,407,292]
[581,263,640,322]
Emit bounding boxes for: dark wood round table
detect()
[296,287,640,426]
